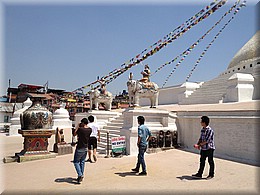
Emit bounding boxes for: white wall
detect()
[139,82,201,106]
[176,110,259,166]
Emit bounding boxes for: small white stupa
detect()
[9,97,32,136]
[52,103,72,130]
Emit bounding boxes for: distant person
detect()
[73,118,92,184]
[192,116,215,180]
[131,116,152,176]
[87,115,100,163]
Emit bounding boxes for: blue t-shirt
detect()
[138,124,151,146]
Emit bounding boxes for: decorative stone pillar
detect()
[225,73,254,102]
[120,108,177,155]
[253,63,260,100]
[16,97,56,162]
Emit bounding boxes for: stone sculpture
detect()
[89,89,113,111]
[127,73,159,108]
[55,127,66,144]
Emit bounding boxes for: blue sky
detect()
[0,0,259,96]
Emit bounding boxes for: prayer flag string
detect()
[152,0,238,77]
[185,1,247,82]
[72,0,227,94]
[161,0,245,88]
[102,0,228,90]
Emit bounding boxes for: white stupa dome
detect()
[53,107,70,120]
[23,97,32,107]
[52,106,72,129]
[227,30,260,69]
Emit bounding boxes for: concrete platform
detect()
[156,100,259,112]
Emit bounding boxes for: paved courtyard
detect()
[0,130,259,195]
[0,101,259,194]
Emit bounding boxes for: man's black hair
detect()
[137,115,145,125]
[88,115,95,122]
[81,118,88,125]
[201,116,210,126]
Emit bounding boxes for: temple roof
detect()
[227,30,260,69]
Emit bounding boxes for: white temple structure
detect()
[140,30,260,106]
[77,30,259,166]
[154,30,259,166]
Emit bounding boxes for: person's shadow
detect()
[55,177,79,185]
[176,175,206,181]
[115,171,138,177]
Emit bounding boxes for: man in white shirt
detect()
[87,115,100,162]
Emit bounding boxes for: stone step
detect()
[106,122,124,126]
[97,146,107,154]
[102,126,122,130]
[95,112,125,155]
[180,74,231,104]
[100,131,120,136]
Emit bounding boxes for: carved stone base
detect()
[53,143,73,155]
[15,129,56,162]
[18,129,55,153]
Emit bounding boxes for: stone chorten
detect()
[52,103,72,130]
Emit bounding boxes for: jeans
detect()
[135,145,147,172]
[198,149,215,176]
[73,148,87,177]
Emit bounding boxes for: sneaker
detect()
[131,168,139,173]
[192,173,202,178]
[93,155,97,162]
[206,175,214,180]
[139,171,147,176]
[77,176,83,184]
[86,159,92,163]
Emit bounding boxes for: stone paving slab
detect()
[1,142,259,194]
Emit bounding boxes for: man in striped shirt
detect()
[192,116,215,180]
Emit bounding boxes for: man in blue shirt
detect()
[192,116,215,180]
[132,116,152,176]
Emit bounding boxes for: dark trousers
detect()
[198,149,215,176]
[135,145,147,172]
[73,148,87,177]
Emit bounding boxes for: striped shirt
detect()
[199,126,215,150]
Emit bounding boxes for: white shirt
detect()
[88,122,99,138]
